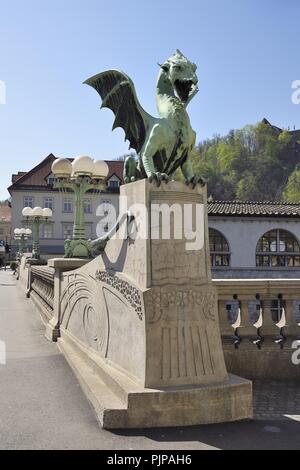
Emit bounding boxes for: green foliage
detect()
[283,168,300,202]
[190,122,300,201]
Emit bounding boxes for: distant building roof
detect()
[0,203,11,223]
[11,172,27,183]
[8,154,124,194]
[262,118,300,143]
[208,200,300,218]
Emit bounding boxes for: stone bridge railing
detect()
[27,266,55,325]
[215,279,300,344]
[21,259,300,379]
[214,279,300,379]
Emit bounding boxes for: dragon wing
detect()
[84,70,156,153]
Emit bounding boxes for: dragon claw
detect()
[148,173,155,184]
[185,176,207,189]
[148,172,169,186]
[124,176,136,184]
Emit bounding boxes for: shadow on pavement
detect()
[113,418,300,450]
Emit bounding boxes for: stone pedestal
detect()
[17,254,32,285]
[26,258,48,266]
[56,180,252,428]
[45,258,91,341]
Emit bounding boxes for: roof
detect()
[12,172,27,183]
[208,200,300,218]
[262,118,300,143]
[8,154,124,194]
[0,203,11,223]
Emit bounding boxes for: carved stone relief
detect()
[95,270,143,321]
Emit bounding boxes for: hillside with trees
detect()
[188,119,300,202]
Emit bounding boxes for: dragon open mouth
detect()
[174,79,194,103]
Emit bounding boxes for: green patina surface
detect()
[85,50,205,188]
[54,177,104,259]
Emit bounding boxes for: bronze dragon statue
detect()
[85,50,204,188]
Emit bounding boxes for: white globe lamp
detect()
[93,160,109,179]
[22,207,33,218]
[72,156,94,177]
[52,158,72,178]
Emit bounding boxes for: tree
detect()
[187,121,298,201]
[283,168,300,202]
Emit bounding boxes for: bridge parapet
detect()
[215,278,300,379]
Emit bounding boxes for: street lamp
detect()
[51,156,109,258]
[22,207,53,260]
[14,228,32,258]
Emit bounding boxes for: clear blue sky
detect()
[1,0,300,199]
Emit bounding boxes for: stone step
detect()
[58,329,141,403]
[58,331,253,429]
[58,338,128,428]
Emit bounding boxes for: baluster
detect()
[45,263,63,342]
[229,298,241,348]
[239,299,257,338]
[274,298,286,348]
[218,299,233,336]
[283,299,300,337]
[260,296,279,337]
[253,305,264,348]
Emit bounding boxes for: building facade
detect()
[0,201,12,246]
[8,155,300,279]
[208,201,300,278]
[8,154,123,255]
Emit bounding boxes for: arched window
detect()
[256,229,300,267]
[209,228,230,267]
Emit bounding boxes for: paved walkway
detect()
[1,269,300,450]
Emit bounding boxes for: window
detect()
[63,198,73,213]
[63,224,73,240]
[108,180,120,189]
[47,173,57,185]
[44,197,54,210]
[84,199,92,214]
[256,229,300,267]
[24,197,34,208]
[209,228,230,267]
[47,177,57,185]
[43,224,53,239]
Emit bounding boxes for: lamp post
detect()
[51,156,109,258]
[14,228,32,258]
[22,207,53,260]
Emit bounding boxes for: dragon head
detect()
[159,50,199,104]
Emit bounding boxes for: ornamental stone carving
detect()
[95,270,143,320]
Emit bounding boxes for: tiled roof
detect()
[8,154,124,193]
[208,200,300,218]
[105,160,124,181]
[0,203,11,223]
[12,172,27,183]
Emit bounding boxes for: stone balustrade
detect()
[28,266,55,325]
[213,279,300,379]
[20,260,300,379]
[214,279,300,342]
